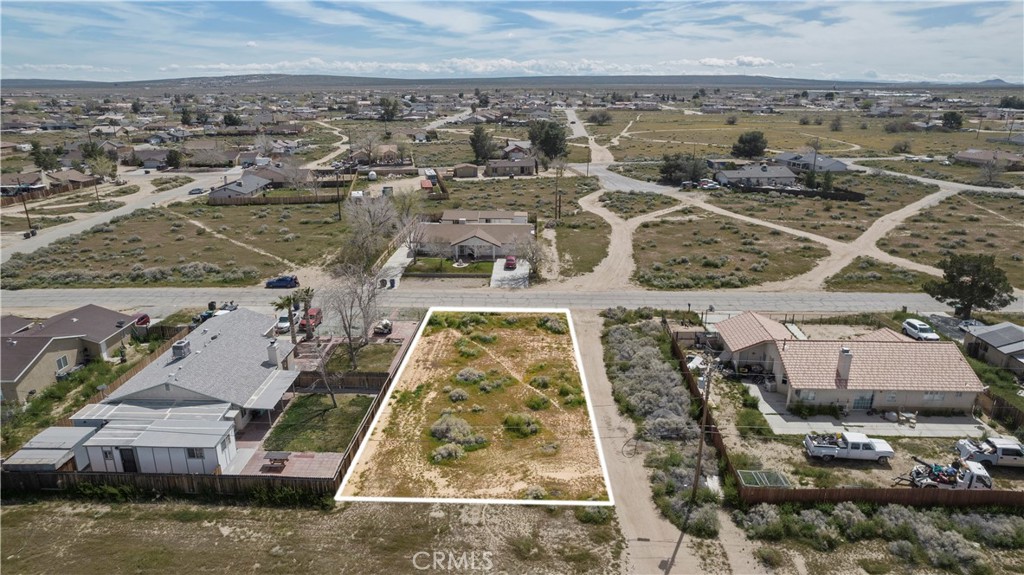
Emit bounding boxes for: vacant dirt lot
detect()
[0,499,625,575]
[344,311,608,502]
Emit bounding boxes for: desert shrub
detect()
[478,378,505,393]
[470,404,484,413]
[686,504,720,538]
[525,395,551,410]
[455,368,485,384]
[524,486,547,500]
[537,315,568,334]
[574,506,613,525]
[431,443,465,463]
[449,389,469,402]
[430,415,485,446]
[539,441,560,455]
[529,376,551,389]
[469,331,497,344]
[756,547,785,568]
[504,413,541,437]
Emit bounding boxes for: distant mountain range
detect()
[2,74,1020,93]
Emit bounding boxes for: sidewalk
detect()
[377,245,414,289]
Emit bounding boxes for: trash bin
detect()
[389,278,396,289]
[29,229,37,236]
[23,231,32,239]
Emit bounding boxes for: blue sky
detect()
[1,1,1021,83]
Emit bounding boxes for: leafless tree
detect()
[323,264,384,372]
[423,240,451,271]
[254,134,274,156]
[345,195,397,269]
[399,213,429,264]
[280,160,312,195]
[979,160,1004,185]
[510,232,546,280]
[356,133,382,165]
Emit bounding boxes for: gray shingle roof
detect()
[106,308,296,408]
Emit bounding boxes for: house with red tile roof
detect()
[714,312,984,413]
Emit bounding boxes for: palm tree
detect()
[272,294,298,345]
[294,287,316,341]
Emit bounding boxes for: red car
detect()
[504,256,517,270]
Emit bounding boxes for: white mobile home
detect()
[84,419,235,474]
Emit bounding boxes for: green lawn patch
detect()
[262,394,374,453]
[326,343,399,373]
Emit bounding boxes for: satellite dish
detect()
[367,171,378,181]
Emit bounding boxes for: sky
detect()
[1,1,1022,84]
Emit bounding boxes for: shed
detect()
[84,419,235,474]
[2,426,97,471]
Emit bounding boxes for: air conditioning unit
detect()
[172,339,191,359]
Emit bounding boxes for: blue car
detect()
[265,275,299,289]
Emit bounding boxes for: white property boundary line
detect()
[336,306,614,507]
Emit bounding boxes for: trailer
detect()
[893,457,993,490]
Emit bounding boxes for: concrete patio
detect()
[742,381,992,438]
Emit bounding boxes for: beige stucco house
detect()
[714,312,984,413]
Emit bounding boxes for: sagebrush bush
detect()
[455,368,485,383]
[431,443,465,463]
[504,413,541,437]
[449,389,469,402]
[430,415,485,446]
[525,395,550,410]
[537,315,568,334]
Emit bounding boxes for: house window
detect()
[886,393,897,403]
[102,448,114,461]
[56,355,69,372]
[220,437,230,451]
[186,448,205,459]
[954,392,964,398]
[923,392,945,402]
[801,391,816,402]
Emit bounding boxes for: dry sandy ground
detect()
[344,313,607,501]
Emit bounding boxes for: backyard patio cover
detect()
[244,370,300,410]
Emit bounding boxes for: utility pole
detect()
[335,169,342,221]
[19,178,33,231]
[689,358,719,503]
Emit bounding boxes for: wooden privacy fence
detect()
[977,390,1024,431]
[293,371,390,393]
[1,469,339,497]
[665,325,1024,509]
[207,193,346,206]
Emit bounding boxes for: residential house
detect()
[416,221,534,261]
[47,169,100,192]
[1,305,136,403]
[244,164,312,189]
[208,173,272,199]
[439,209,528,224]
[452,163,479,178]
[715,164,798,187]
[484,158,538,177]
[953,149,1024,169]
[502,140,532,160]
[348,144,400,165]
[0,172,48,195]
[132,149,169,170]
[773,152,849,173]
[714,312,984,412]
[963,322,1024,376]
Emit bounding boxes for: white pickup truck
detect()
[803,432,895,464]
[956,437,1024,468]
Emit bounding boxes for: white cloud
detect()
[246,41,258,48]
[698,56,776,68]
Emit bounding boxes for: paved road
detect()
[1,168,239,263]
[0,285,962,319]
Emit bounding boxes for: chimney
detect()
[267,340,280,367]
[837,347,853,384]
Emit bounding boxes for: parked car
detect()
[957,319,983,332]
[956,437,1024,468]
[298,307,323,332]
[504,256,517,270]
[188,187,205,195]
[265,275,299,289]
[275,312,299,334]
[902,318,940,341]
[804,432,895,464]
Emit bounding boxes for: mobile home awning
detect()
[243,370,300,410]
